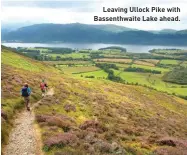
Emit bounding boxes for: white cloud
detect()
[1,0,187,30]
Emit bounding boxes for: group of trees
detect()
[16,47,77,61]
[125,67,161,74]
[96,63,119,70]
[99,46,127,52]
[163,66,187,84]
[149,48,182,53]
[96,63,123,82]
[90,53,104,59]
[85,75,95,78]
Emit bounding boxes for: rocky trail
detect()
[4,88,54,155]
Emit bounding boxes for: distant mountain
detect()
[159,29,177,34]
[88,24,138,33]
[2,23,187,45]
[1,28,10,36]
[149,29,177,34]
[1,21,36,31]
[177,30,187,34]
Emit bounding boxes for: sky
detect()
[1,0,187,30]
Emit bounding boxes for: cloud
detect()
[1,0,97,11]
[1,0,187,30]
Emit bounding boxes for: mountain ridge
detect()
[2,23,187,45]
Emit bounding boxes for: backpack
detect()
[22,87,29,97]
[40,83,45,90]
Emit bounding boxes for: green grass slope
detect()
[1,46,59,145]
[2,46,187,155]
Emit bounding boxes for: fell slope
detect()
[1,46,58,145]
[1,46,187,155]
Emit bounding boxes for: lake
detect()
[2,42,187,53]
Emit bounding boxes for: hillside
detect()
[177,30,187,34]
[150,29,177,34]
[89,24,137,33]
[2,23,187,45]
[1,46,59,146]
[2,46,187,155]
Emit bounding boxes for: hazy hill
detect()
[2,23,187,45]
[2,46,187,154]
[177,30,187,34]
[88,23,138,32]
[150,29,177,34]
[159,29,177,34]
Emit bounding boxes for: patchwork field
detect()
[44,61,91,65]
[131,64,170,73]
[159,59,180,65]
[74,70,108,78]
[140,59,160,65]
[54,59,186,97]
[58,66,99,74]
[49,53,90,59]
[94,58,132,63]
[37,46,186,98]
[113,70,187,96]
[134,60,155,67]
[96,62,130,68]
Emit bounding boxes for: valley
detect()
[1,45,187,155]
[13,46,187,98]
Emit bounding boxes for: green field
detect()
[159,59,180,65]
[181,61,187,67]
[150,49,187,54]
[58,66,99,74]
[44,61,91,65]
[22,47,52,53]
[48,53,90,59]
[100,50,128,58]
[113,70,187,96]
[32,48,51,52]
[96,62,130,68]
[58,62,187,96]
[131,64,170,73]
[74,70,108,78]
[95,58,132,63]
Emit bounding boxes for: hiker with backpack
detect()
[40,79,48,97]
[21,83,31,111]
